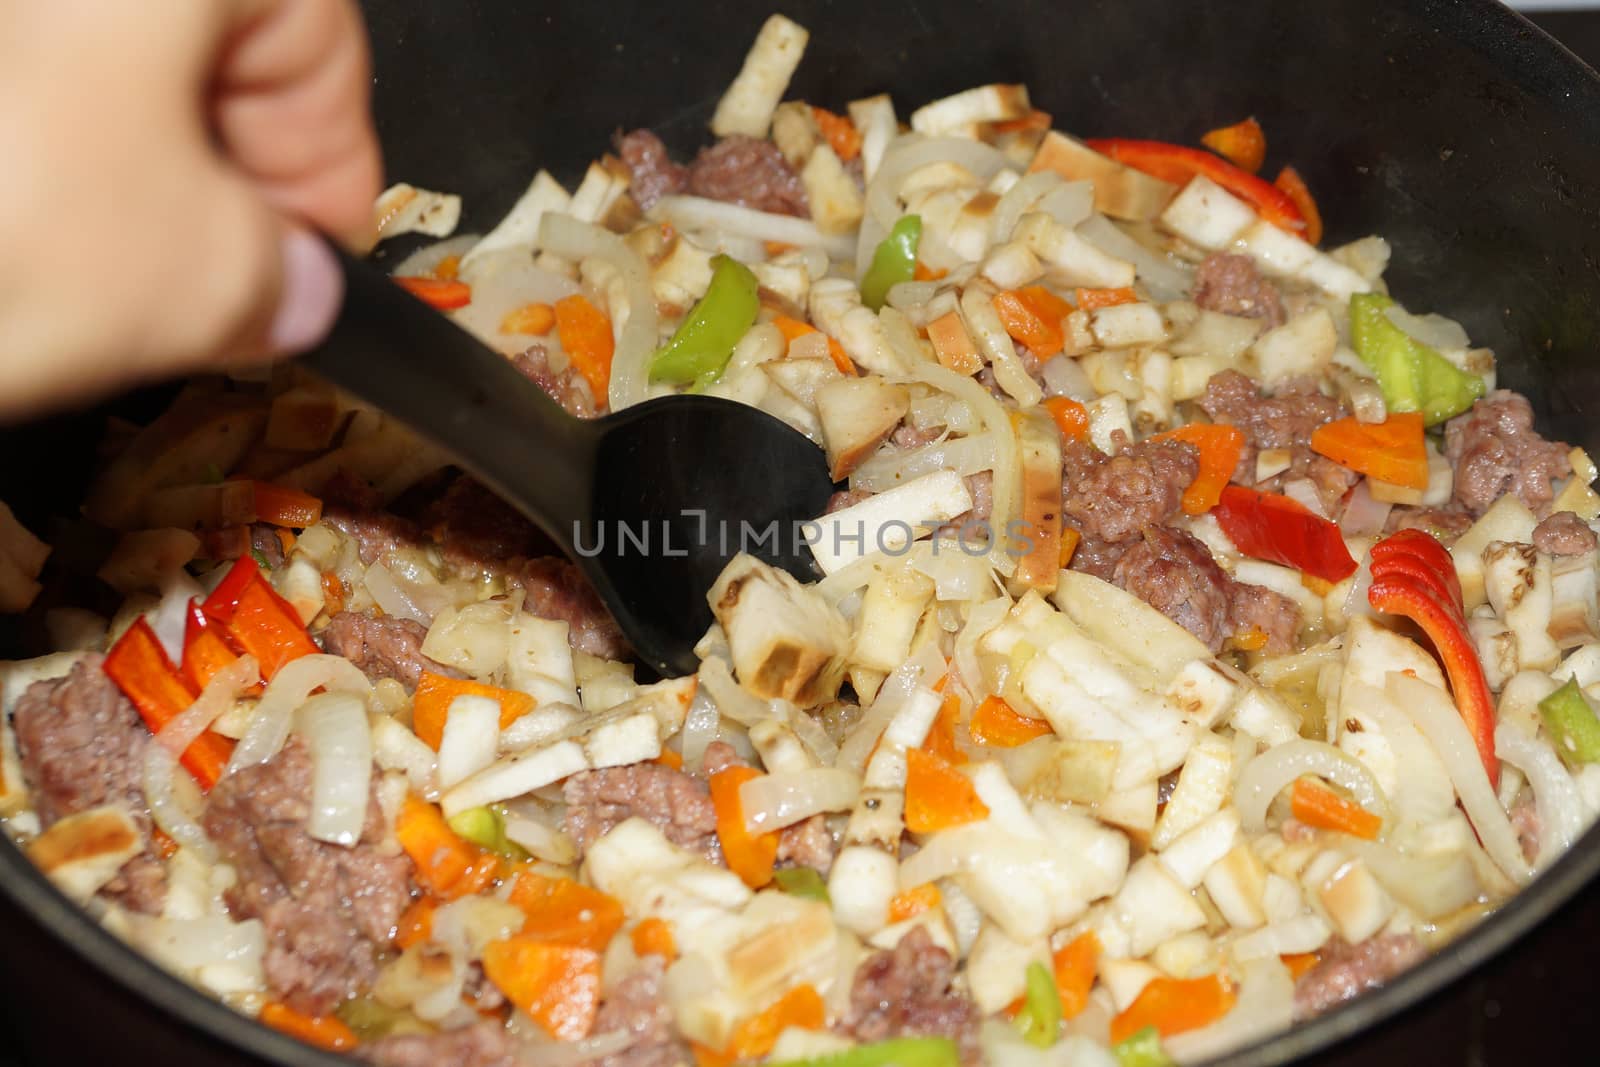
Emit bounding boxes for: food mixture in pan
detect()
[5,13,1600,1067]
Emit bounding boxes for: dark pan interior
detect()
[3,1,1600,1063]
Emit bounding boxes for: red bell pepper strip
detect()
[104,617,235,789]
[202,554,261,623]
[1212,485,1357,582]
[394,276,472,310]
[1367,529,1498,786]
[1085,138,1306,232]
[180,600,243,692]
[223,578,318,680]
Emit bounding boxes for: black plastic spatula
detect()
[300,248,835,676]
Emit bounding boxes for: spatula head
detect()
[580,395,835,676]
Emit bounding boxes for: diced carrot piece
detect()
[969,694,1053,748]
[913,261,949,282]
[320,571,345,616]
[654,748,685,770]
[993,286,1072,357]
[395,795,499,899]
[502,302,557,336]
[252,481,322,528]
[920,693,967,765]
[481,936,602,1041]
[152,827,179,860]
[1151,423,1247,514]
[433,254,462,281]
[1310,412,1428,490]
[927,310,983,376]
[258,1002,358,1052]
[395,276,472,310]
[412,673,537,750]
[1054,931,1101,1019]
[1059,526,1081,569]
[1042,396,1089,442]
[887,883,942,924]
[710,766,780,888]
[395,897,437,950]
[770,314,856,376]
[1110,972,1237,1044]
[554,294,615,403]
[1201,117,1267,174]
[812,107,862,161]
[696,984,827,1067]
[764,240,797,257]
[506,869,625,954]
[1227,628,1269,652]
[1290,778,1383,840]
[631,917,677,961]
[904,748,990,833]
[1281,952,1321,980]
[1274,166,1323,245]
[1074,287,1138,312]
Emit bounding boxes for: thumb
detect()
[263,226,345,358]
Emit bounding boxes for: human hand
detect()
[0,0,381,418]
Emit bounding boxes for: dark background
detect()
[2,5,1599,1067]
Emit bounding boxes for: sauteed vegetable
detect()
[4,13,1600,1067]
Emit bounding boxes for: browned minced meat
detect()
[1199,370,1355,508]
[1061,435,1198,545]
[204,738,412,1015]
[513,343,599,419]
[319,611,465,690]
[891,422,945,450]
[250,523,287,569]
[1510,789,1541,865]
[839,926,980,1065]
[1444,390,1570,516]
[826,487,874,514]
[615,129,688,213]
[1293,934,1427,1019]
[321,506,428,567]
[581,956,690,1067]
[320,469,386,512]
[1192,253,1285,328]
[512,556,630,660]
[1111,526,1299,654]
[563,761,721,863]
[1533,510,1597,556]
[1385,505,1473,543]
[687,136,808,217]
[1067,534,1127,582]
[12,655,167,913]
[359,1021,516,1067]
[700,741,836,873]
[422,475,545,577]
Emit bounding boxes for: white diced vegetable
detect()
[711,15,809,138]
[1159,176,1256,250]
[1249,308,1338,384]
[805,471,974,575]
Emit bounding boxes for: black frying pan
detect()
[3,0,1600,1063]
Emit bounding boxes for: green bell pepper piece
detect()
[1539,677,1600,767]
[446,805,528,860]
[1112,1026,1174,1067]
[860,215,923,311]
[1348,292,1485,427]
[767,1037,961,1067]
[1014,961,1061,1048]
[773,866,831,903]
[649,254,759,384]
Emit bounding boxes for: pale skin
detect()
[0,0,381,419]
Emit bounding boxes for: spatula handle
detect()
[298,243,592,552]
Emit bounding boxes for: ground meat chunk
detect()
[563,761,720,863]
[1227,579,1301,654]
[776,813,836,876]
[321,507,427,566]
[1067,534,1128,582]
[839,926,980,1065]
[890,422,945,450]
[825,488,874,514]
[250,523,286,570]
[1061,436,1197,544]
[616,129,688,213]
[1533,510,1597,556]
[1192,253,1285,327]
[512,343,599,419]
[12,655,166,913]
[581,957,690,1067]
[203,738,412,1014]
[359,1021,516,1067]
[686,136,808,216]
[1444,390,1570,516]
[319,611,465,690]
[1199,370,1354,510]
[422,475,545,577]
[512,556,629,660]
[1294,934,1426,1019]
[1386,506,1474,543]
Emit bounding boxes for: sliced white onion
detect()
[1036,181,1095,229]
[147,574,203,664]
[680,686,721,771]
[740,767,861,833]
[1331,833,1482,920]
[143,745,214,862]
[1162,957,1294,1063]
[226,654,372,774]
[990,169,1061,244]
[501,807,578,865]
[390,233,480,280]
[1234,738,1390,833]
[913,549,1004,604]
[1340,479,1394,538]
[512,1026,637,1067]
[859,135,1008,275]
[123,913,266,973]
[538,213,658,412]
[697,655,772,728]
[785,702,840,767]
[852,432,996,493]
[450,254,580,355]
[954,596,1014,700]
[1040,354,1097,402]
[1077,214,1193,300]
[886,280,942,311]
[650,195,855,262]
[1383,305,1470,351]
[363,562,431,626]
[371,714,438,798]
[1387,672,1532,884]
[838,643,946,773]
[1281,478,1328,519]
[1495,719,1585,871]
[296,690,372,846]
